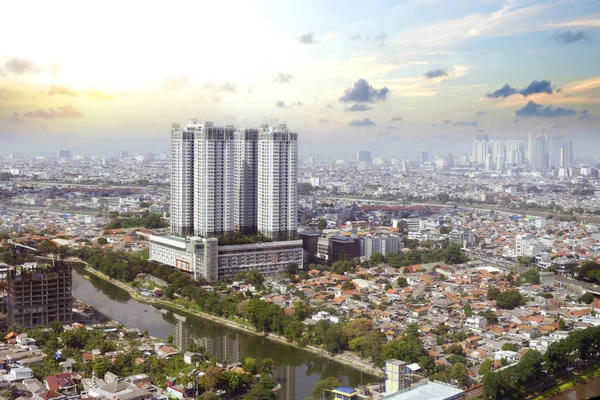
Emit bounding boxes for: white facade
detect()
[170,123,194,237]
[258,124,298,240]
[149,235,302,281]
[193,122,235,237]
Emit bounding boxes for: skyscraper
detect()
[170,123,194,237]
[419,151,429,164]
[560,141,573,167]
[357,150,371,163]
[234,128,259,234]
[530,134,548,172]
[547,135,562,170]
[193,122,235,237]
[258,124,298,241]
[169,120,297,240]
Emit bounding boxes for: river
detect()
[547,373,600,400]
[71,266,380,400]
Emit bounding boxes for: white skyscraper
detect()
[560,141,573,167]
[258,124,298,241]
[234,128,259,234]
[193,122,235,237]
[170,123,194,237]
[547,135,562,170]
[529,133,549,172]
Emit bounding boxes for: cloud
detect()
[345,103,373,112]
[579,110,593,120]
[348,118,376,127]
[551,30,590,44]
[423,69,448,79]
[275,100,285,108]
[318,118,330,123]
[551,124,568,129]
[386,135,402,142]
[515,101,577,118]
[298,32,317,44]
[87,89,115,100]
[274,72,294,84]
[454,121,478,126]
[374,33,388,47]
[202,81,237,93]
[339,79,390,103]
[476,110,486,115]
[386,126,399,130]
[222,113,236,121]
[546,18,600,28]
[391,116,403,121]
[443,120,452,124]
[326,104,334,109]
[486,80,554,98]
[2,57,40,75]
[164,76,189,90]
[9,112,21,122]
[24,103,83,119]
[350,34,361,41]
[48,85,78,97]
[220,82,236,93]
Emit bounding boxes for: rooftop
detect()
[380,381,464,400]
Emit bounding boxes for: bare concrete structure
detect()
[7,263,73,328]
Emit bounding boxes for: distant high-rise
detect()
[504,140,524,165]
[119,150,129,159]
[419,151,429,164]
[57,149,71,158]
[357,150,371,163]
[530,133,549,172]
[258,124,298,241]
[547,135,562,170]
[560,141,573,167]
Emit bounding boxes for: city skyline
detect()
[1,0,600,154]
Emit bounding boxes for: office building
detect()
[119,150,129,159]
[547,135,562,170]
[418,151,429,164]
[357,150,371,163]
[360,234,402,258]
[7,262,73,328]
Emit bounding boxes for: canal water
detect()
[547,374,600,400]
[71,266,380,399]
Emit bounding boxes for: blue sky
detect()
[0,0,599,155]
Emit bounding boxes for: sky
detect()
[1,0,599,156]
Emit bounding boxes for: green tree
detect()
[463,303,473,317]
[479,359,493,376]
[246,269,265,287]
[341,280,355,291]
[501,343,516,351]
[199,366,225,391]
[578,292,594,304]
[451,363,470,388]
[487,287,501,300]
[50,320,64,335]
[520,268,540,284]
[383,336,427,363]
[370,252,384,266]
[558,318,566,330]
[496,289,524,310]
[318,219,327,230]
[397,276,408,287]
[312,377,343,400]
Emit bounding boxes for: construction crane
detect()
[7,239,38,267]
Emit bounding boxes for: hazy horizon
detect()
[1,0,599,156]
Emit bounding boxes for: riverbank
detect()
[78,264,384,377]
[531,362,600,400]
